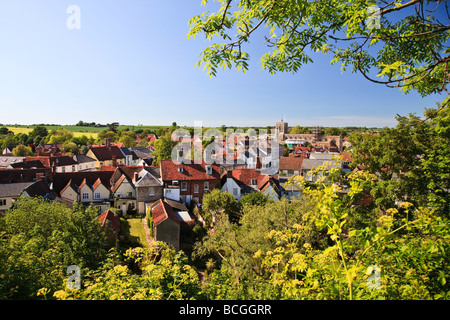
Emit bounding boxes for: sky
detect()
[0,0,447,128]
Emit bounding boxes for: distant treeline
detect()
[75,121,107,127]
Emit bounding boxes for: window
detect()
[0,199,6,206]
[178,167,183,173]
[233,188,238,196]
[127,192,133,197]
[173,180,179,186]
[194,184,199,193]
[181,182,187,191]
[72,165,75,172]
[251,179,257,185]
[94,192,101,199]
[204,181,209,191]
[82,193,89,200]
[62,167,65,173]
[206,165,212,175]
[149,187,155,196]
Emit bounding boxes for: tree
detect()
[12,144,33,156]
[119,131,137,148]
[0,127,12,135]
[239,191,271,208]
[63,141,79,155]
[97,130,117,142]
[350,105,450,216]
[202,189,241,223]
[187,1,449,101]
[0,197,110,299]
[48,128,74,145]
[151,132,177,166]
[28,125,48,145]
[289,125,310,134]
[107,122,119,133]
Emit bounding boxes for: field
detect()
[6,126,98,139]
[4,124,171,139]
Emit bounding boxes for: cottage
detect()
[150,198,194,251]
[279,155,304,176]
[52,171,114,211]
[221,168,281,201]
[0,180,55,212]
[160,160,221,206]
[86,141,126,169]
[73,154,96,171]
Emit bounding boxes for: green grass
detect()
[122,217,148,248]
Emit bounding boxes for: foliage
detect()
[151,132,177,166]
[119,131,137,148]
[187,0,449,99]
[11,144,33,156]
[53,244,205,300]
[0,197,110,299]
[202,189,241,223]
[350,103,450,216]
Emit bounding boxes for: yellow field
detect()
[6,127,98,139]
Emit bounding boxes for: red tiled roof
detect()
[279,156,304,171]
[150,199,180,226]
[160,160,220,181]
[99,209,120,233]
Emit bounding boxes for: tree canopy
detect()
[187,0,449,108]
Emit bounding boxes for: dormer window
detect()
[206,165,212,175]
[178,167,184,173]
[251,179,257,185]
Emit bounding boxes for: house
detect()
[221,168,281,201]
[86,140,126,169]
[51,156,78,173]
[160,160,221,206]
[149,198,194,251]
[111,173,137,215]
[73,154,97,171]
[36,144,63,156]
[99,209,120,233]
[279,155,304,176]
[52,171,115,211]
[340,152,354,173]
[133,166,164,215]
[0,156,25,169]
[0,167,52,184]
[0,180,55,213]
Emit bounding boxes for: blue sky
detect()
[0,1,446,128]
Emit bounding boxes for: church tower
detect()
[275,120,289,142]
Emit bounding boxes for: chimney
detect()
[36,145,43,156]
[112,155,117,167]
[105,138,111,150]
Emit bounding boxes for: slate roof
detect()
[89,146,125,161]
[73,154,96,164]
[0,182,35,197]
